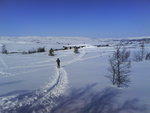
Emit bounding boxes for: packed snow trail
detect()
[0,48,87,113]
[62,49,86,66]
[0,68,69,113]
[7,54,67,70]
[0,67,68,113]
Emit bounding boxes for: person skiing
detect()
[56,58,60,68]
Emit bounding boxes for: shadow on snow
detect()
[0,84,149,113]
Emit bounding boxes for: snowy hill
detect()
[0,36,150,113]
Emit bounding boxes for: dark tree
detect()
[1,44,8,54]
[107,46,131,87]
[37,47,45,52]
[74,47,79,54]
[141,44,145,60]
[134,43,145,62]
[145,53,150,60]
[49,48,54,56]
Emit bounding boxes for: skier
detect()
[56,58,60,68]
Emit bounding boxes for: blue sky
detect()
[0,0,150,38]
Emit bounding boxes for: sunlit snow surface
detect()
[0,36,150,113]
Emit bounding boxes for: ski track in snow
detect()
[0,48,87,113]
[4,54,66,70]
[0,53,67,78]
[0,71,14,78]
[0,48,110,112]
[2,53,71,73]
[62,49,86,66]
[0,67,68,113]
[8,63,54,70]
[80,51,111,61]
[31,54,68,65]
